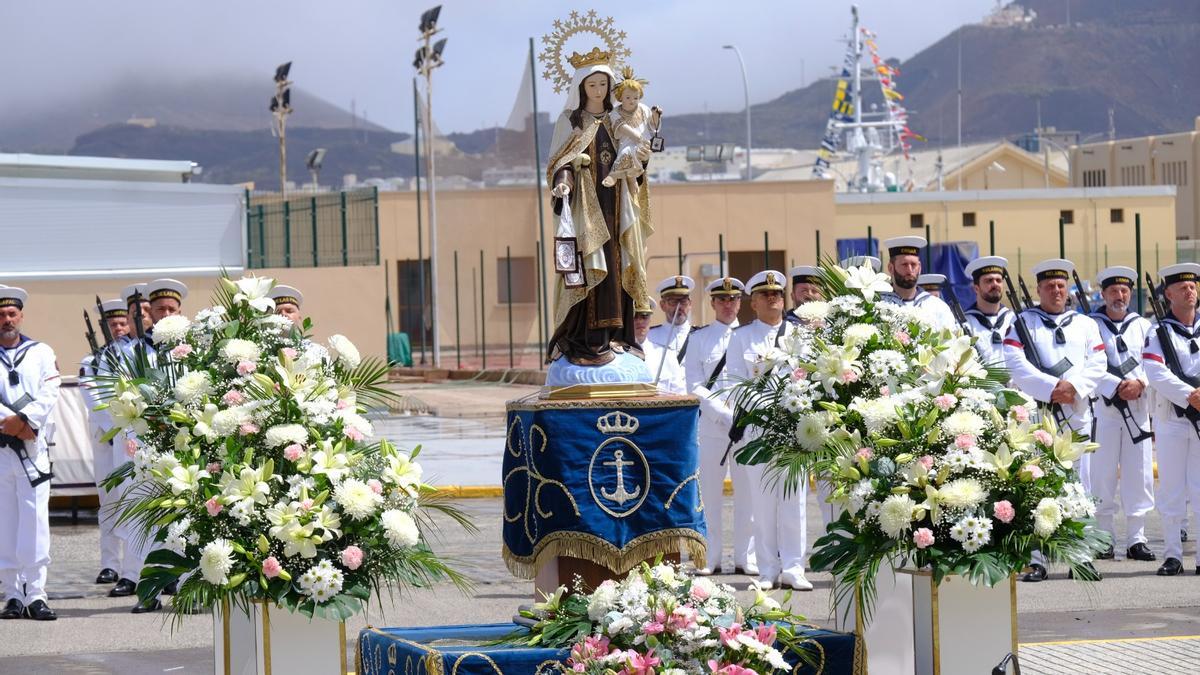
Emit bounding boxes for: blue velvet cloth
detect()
[501,397,706,576]
[357,623,860,675]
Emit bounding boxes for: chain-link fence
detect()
[246,188,379,269]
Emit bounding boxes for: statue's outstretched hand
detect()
[552,183,571,198]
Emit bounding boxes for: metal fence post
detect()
[718,234,725,276]
[677,237,684,275]
[763,231,769,268]
[535,241,545,370]
[283,199,292,268]
[480,249,487,370]
[1135,213,1143,314]
[989,220,995,256]
[1058,217,1065,259]
[815,229,821,264]
[506,245,514,369]
[340,191,349,267]
[454,250,461,369]
[257,204,266,268]
[310,196,319,267]
[924,223,932,270]
[373,186,380,266]
[244,188,253,269]
[867,226,874,257]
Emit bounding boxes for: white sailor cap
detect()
[121,283,149,305]
[655,275,695,298]
[883,236,926,258]
[100,298,128,319]
[1031,259,1075,282]
[747,270,787,294]
[789,266,820,285]
[917,273,946,290]
[964,256,1008,281]
[1097,266,1136,289]
[1160,263,1200,287]
[147,278,188,304]
[0,287,28,309]
[704,277,745,297]
[839,255,882,272]
[269,284,303,307]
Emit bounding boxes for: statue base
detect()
[543,351,655,399]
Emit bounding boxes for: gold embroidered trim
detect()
[664,470,701,512]
[501,528,707,579]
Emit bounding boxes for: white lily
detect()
[166,464,210,495]
[843,265,893,301]
[233,276,276,313]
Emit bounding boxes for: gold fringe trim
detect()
[502,528,707,579]
[506,395,699,412]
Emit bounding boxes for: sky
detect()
[0,0,998,134]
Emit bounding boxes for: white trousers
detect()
[1156,419,1200,564]
[746,462,808,579]
[115,478,156,582]
[698,431,755,570]
[91,432,124,572]
[1092,409,1155,548]
[0,448,51,603]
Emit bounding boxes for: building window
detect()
[1060,209,1074,225]
[497,256,537,303]
[962,212,977,228]
[1161,160,1189,187]
[1082,169,1107,187]
[910,213,924,229]
[1120,165,1146,186]
[1110,208,1124,224]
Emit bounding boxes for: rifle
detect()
[1003,270,1070,429]
[1144,272,1200,440]
[83,310,100,357]
[1018,276,1035,310]
[94,295,114,346]
[128,290,150,371]
[0,392,53,487]
[1071,270,1092,314]
[941,281,971,332]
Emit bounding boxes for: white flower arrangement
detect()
[151,314,192,345]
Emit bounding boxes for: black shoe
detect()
[161,580,178,596]
[1157,557,1183,576]
[1127,543,1157,562]
[1,598,24,619]
[130,598,162,614]
[24,600,56,621]
[1068,562,1101,581]
[1021,563,1048,582]
[1183,529,1189,543]
[108,578,137,597]
[95,568,119,584]
[1096,545,1115,560]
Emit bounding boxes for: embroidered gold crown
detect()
[568,46,611,69]
[596,411,639,435]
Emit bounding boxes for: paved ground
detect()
[5,382,1198,673]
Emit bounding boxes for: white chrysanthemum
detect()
[1033,498,1063,537]
[327,335,362,369]
[793,301,830,324]
[588,579,620,621]
[229,500,255,526]
[264,424,308,448]
[878,494,917,538]
[220,338,261,365]
[949,514,994,552]
[173,371,214,406]
[297,343,330,369]
[334,478,383,520]
[851,397,899,434]
[866,349,908,379]
[941,410,986,438]
[164,517,193,555]
[211,407,252,436]
[847,479,874,515]
[1057,483,1095,520]
[151,315,191,345]
[199,538,235,586]
[298,559,345,602]
[795,412,830,452]
[380,509,420,548]
[842,323,880,346]
[829,295,866,317]
[939,478,986,509]
[337,410,374,439]
[257,314,293,335]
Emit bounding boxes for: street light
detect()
[269,61,293,195]
[305,148,326,192]
[416,6,446,367]
[722,45,751,181]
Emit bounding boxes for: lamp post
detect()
[305,148,326,192]
[722,45,751,181]
[270,62,293,195]
[415,6,446,367]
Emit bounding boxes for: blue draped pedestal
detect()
[501,395,706,578]
[356,623,861,675]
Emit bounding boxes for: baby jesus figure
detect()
[601,66,663,188]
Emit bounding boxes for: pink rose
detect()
[340,545,364,570]
[336,399,350,410]
[236,360,257,375]
[238,422,259,436]
[262,556,282,579]
[205,497,223,517]
[913,527,935,549]
[1011,405,1030,423]
[894,330,912,346]
[1033,429,1053,446]
[993,500,1016,523]
[283,444,304,461]
[367,479,383,495]
[124,438,138,458]
[880,385,891,396]
[689,582,711,601]
[934,394,957,411]
[918,455,935,470]
[281,347,298,360]
[344,426,364,441]
[222,390,245,406]
[855,447,874,461]
[791,368,809,381]
[206,461,222,474]
[299,498,314,511]
[170,344,193,359]
[840,369,859,384]
[955,433,976,449]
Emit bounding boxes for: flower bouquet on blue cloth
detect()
[725,261,1109,618]
[97,275,471,622]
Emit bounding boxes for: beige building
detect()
[1071,116,1199,239]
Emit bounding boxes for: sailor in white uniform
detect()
[785,265,822,323]
[917,273,946,297]
[726,270,811,591]
[1088,267,1157,563]
[636,299,686,395]
[1003,258,1107,582]
[1142,263,1200,576]
[0,287,61,621]
[878,236,957,332]
[685,277,756,575]
[963,257,1015,368]
[647,275,696,358]
[270,284,304,326]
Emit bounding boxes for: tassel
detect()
[1116,337,1128,353]
[1055,327,1066,344]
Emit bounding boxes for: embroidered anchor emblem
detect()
[601,449,641,505]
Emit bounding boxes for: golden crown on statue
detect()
[540,9,631,93]
[596,411,639,435]
[568,46,612,69]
